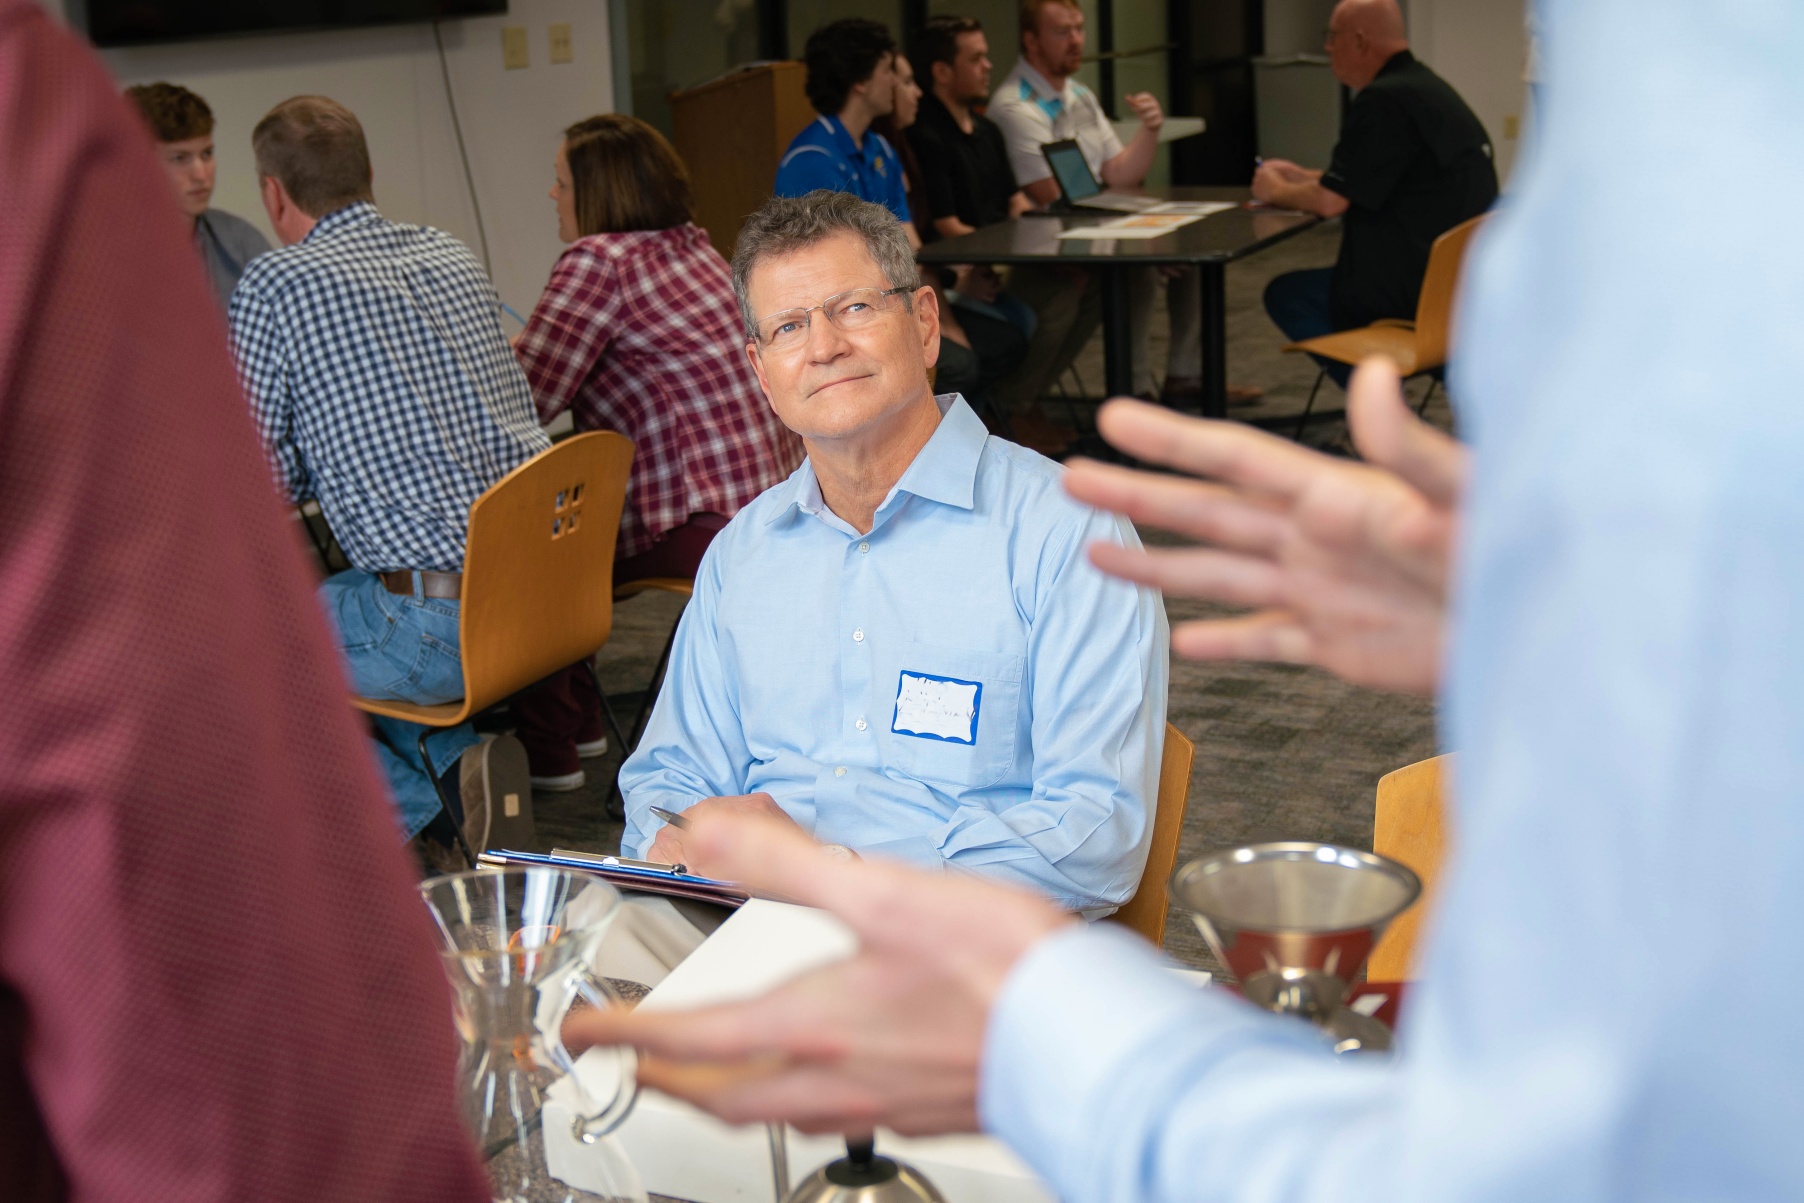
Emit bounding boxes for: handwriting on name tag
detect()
[892,671,982,744]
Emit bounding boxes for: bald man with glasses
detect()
[616,190,1168,917]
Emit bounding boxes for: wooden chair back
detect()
[458,431,634,715]
[354,432,633,728]
[1368,753,1452,981]
[1411,214,1488,373]
[1107,723,1197,944]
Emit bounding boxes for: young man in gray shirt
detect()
[126,82,271,308]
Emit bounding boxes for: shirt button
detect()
[855,718,868,731]
[853,628,865,643]
[859,541,870,554]
[834,766,847,777]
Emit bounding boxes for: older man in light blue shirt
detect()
[576,1,1804,1196]
[618,191,1167,914]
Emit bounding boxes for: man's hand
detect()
[565,813,1072,1133]
[1250,160,1345,217]
[1123,91,1164,133]
[1063,358,1465,695]
[1250,159,1312,201]
[1250,160,1287,203]
[644,792,796,866]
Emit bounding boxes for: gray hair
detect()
[731,191,921,341]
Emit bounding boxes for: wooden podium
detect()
[670,61,814,260]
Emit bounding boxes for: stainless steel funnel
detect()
[1172,842,1421,1029]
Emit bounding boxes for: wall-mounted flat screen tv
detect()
[75,0,509,48]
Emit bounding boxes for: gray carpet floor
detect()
[529,217,1444,974]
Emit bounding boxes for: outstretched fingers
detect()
[1064,458,1287,552]
[1168,612,1314,664]
[1347,358,1467,507]
[1093,397,1331,500]
[1088,541,1288,609]
[565,984,836,1067]
[683,813,961,954]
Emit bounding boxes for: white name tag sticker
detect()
[892,671,983,745]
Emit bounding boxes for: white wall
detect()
[1407,0,1528,183]
[40,0,613,313]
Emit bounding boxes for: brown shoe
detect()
[458,733,534,855]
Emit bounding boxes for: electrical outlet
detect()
[549,23,574,64]
[501,25,529,70]
[1503,114,1520,140]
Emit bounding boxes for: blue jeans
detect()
[1263,268,1352,390]
[949,289,1038,342]
[319,569,480,839]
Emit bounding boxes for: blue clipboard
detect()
[477,847,749,907]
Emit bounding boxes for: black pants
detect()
[1263,268,1352,389]
[935,303,1028,417]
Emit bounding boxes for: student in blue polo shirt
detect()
[776,19,919,250]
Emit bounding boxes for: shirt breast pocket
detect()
[885,641,1024,789]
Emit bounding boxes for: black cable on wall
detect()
[432,19,494,275]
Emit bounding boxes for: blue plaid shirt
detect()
[229,203,549,572]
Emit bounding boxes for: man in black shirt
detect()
[1255,0,1496,386]
[907,17,1029,237]
[907,14,1094,452]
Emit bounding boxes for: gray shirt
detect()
[194,208,271,308]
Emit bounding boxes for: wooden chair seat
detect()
[1105,723,1197,945]
[1285,321,1421,375]
[614,577,694,603]
[1281,214,1487,439]
[352,698,471,726]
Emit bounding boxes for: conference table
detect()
[916,187,1320,419]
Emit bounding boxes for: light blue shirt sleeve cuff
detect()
[979,923,1303,1200]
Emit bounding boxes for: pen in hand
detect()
[650,805,691,831]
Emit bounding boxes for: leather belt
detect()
[380,569,463,599]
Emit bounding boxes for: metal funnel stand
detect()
[785,1136,947,1203]
[1172,842,1421,1053]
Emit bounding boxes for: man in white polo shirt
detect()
[988,0,1235,408]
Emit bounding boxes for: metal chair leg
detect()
[1293,370,1327,442]
[582,659,634,822]
[628,620,681,750]
[417,729,477,869]
[1417,378,1439,417]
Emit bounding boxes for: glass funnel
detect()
[421,867,647,1203]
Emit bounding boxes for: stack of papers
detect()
[1056,200,1236,240]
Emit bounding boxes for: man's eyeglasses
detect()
[753,287,914,351]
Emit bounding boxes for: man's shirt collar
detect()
[303,200,381,245]
[891,393,985,511]
[768,394,986,531]
[1014,59,1073,119]
[821,114,874,160]
[1377,48,1417,79]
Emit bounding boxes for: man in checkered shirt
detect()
[229,95,547,864]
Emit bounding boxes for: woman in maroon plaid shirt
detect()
[511,114,802,791]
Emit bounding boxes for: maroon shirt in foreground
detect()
[0,6,489,1200]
